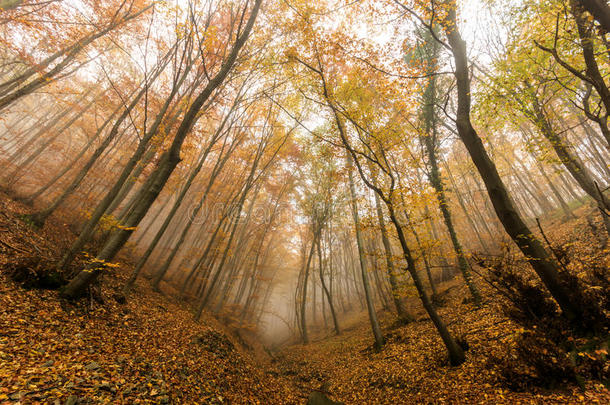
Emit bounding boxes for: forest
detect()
[0,0,608,403]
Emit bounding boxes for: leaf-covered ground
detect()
[272,203,610,404]
[274,291,609,404]
[0,192,304,404]
[1,192,608,404]
[0,272,304,404]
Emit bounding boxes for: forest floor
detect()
[275,286,609,404]
[0,191,609,404]
[0,192,303,404]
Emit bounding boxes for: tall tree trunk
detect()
[418,26,482,303]
[179,210,231,297]
[527,88,610,234]
[148,128,235,291]
[346,157,385,349]
[441,4,584,321]
[387,203,466,366]
[297,233,318,344]
[580,119,610,177]
[195,183,251,317]
[374,191,410,320]
[60,0,263,298]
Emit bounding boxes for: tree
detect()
[411,0,585,322]
[413,26,481,303]
[61,0,263,299]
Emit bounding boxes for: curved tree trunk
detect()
[373,191,410,321]
[60,0,263,299]
[441,3,584,322]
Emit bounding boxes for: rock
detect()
[112,293,126,304]
[65,396,79,405]
[85,361,100,370]
[96,382,114,392]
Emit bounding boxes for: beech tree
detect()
[392,0,586,322]
[61,0,263,299]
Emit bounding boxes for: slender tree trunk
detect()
[529,151,574,219]
[387,203,466,366]
[443,160,492,253]
[346,157,385,349]
[441,5,584,321]
[300,233,318,344]
[60,0,263,299]
[374,191,410,320]
[147,135,229,291]
[418,28,482,302]
[580,120,610,178]
[179,211,231,297]
[196,184,251,317]
[527,89,610,234]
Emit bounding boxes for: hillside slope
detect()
[0,192,304,404]
[1,192,609,404]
